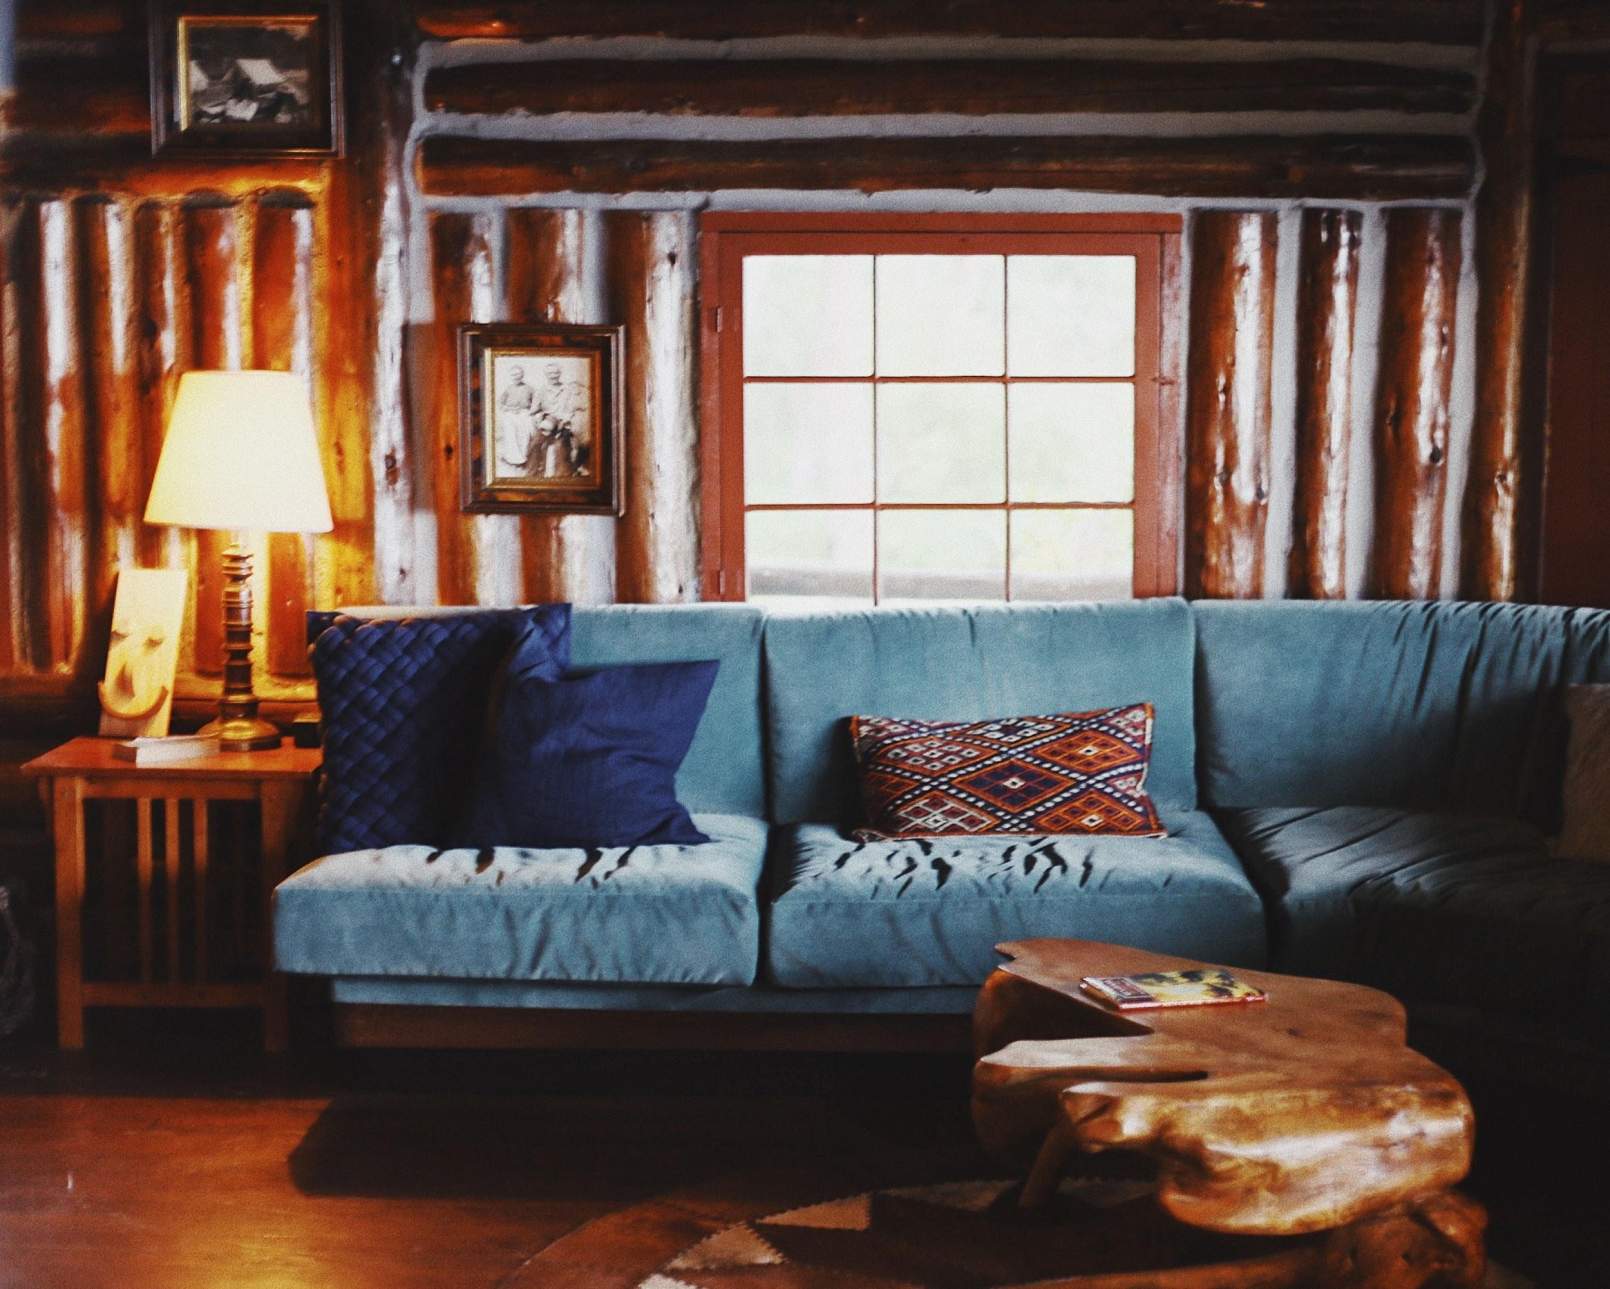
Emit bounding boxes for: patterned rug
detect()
[634,1177,1534,1289]
[632,1174,1289,1289]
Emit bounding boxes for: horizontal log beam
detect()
[11,58,147,137]
[17,5,133,40]
[419,134,1475,200]
[425,57,1475,118]
[415,0,1484,45]
[1535,0,1610,45]
[0,134,326,192]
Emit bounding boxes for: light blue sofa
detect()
[274,598,1610,1071]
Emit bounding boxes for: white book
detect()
[111,735,221,765]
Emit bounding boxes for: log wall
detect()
[1372,209,1464,600]
[0,0,1540,737]
[1289,209,1363,600]
[1185,212,1278,600]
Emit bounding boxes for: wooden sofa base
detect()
[334,1003,975,1053]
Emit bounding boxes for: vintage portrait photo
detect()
[458,324,625,516]
[150,4,343,157]
[179,17,318,130]
[489,355,595,485]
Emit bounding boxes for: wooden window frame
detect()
[698,211,1183,603]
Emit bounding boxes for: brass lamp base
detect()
[199,713,282,753]
[209,540,281,753]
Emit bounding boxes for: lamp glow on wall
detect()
[144,371,332,751]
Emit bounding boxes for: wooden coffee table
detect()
[972,939,1485,1288]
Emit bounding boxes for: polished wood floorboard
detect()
[0,1012,1606,1289]
[0,1016,988,1289]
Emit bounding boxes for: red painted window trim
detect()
[698,212,1183,602]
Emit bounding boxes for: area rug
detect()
[635,1177,1534,1289]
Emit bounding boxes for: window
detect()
[700,214,1180,605]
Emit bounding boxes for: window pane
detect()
[747,510,873,604]
[744,255,873,377]
[875,255,1004,376]
[1008,383,1134,504]
[1010,509,1133,601]
[1007,256,1135,377]
[880,510,1005,602]
[877,383,1004,504]
[744,383,873,505]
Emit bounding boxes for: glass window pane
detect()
[1007,256,1135,377]
[875,255,1004,376]
[1008,383,1134,504]
[744,383,873,505]
[747,510,873,605]
[877,383,1004,504]
[1010,509,1133,601]
[879,510,1005,602]
[744,255,873,377]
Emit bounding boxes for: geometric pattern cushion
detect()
[310,607,571,855]
[850,704,1166,839]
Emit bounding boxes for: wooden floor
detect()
[0,1011,1607,1289]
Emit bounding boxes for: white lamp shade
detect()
[145,370,334,534]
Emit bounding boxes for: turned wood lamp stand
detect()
[209,542,280,751]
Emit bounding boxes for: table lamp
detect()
[144,370,333,751]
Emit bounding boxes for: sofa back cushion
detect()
[571,603,768,817]
[763,599,1198,825]
[310,602,768,824]
[1195,600,1610,816]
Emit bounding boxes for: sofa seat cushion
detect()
[763,809,1267,988]
[274,813,767,986]
[1216,807,1610,1028]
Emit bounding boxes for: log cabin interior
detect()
[4,2,1610,1286]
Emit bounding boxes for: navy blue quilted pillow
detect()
[312,607,571,853]
[452,651,718,850]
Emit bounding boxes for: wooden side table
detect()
[22,737,321,1051]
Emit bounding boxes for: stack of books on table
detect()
[110,735,220,765]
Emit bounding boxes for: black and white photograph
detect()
[458,324,625,516]
[149,3,343,156]
[490,355,594,485]
[181,17,318,129]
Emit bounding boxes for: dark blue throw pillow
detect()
[455,644,719,850]
[312,606,571,853]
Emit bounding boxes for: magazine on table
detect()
[1080,968,1267,1011]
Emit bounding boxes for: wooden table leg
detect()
[135,799,154,983]
[193,799,210,983]
[257,782,302,1054]
[52,777,86,1049]
[165,798,181,984]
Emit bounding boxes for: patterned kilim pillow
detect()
[850,705,1166,839]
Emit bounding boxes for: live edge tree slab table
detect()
[972,939,1485,1289]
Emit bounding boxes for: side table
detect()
[22,737,321,1051]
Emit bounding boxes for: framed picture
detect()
[458,323,625,516]
[149,1,343,158]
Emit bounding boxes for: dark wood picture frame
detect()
[149,0,344,158]
[458,323,625,516]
